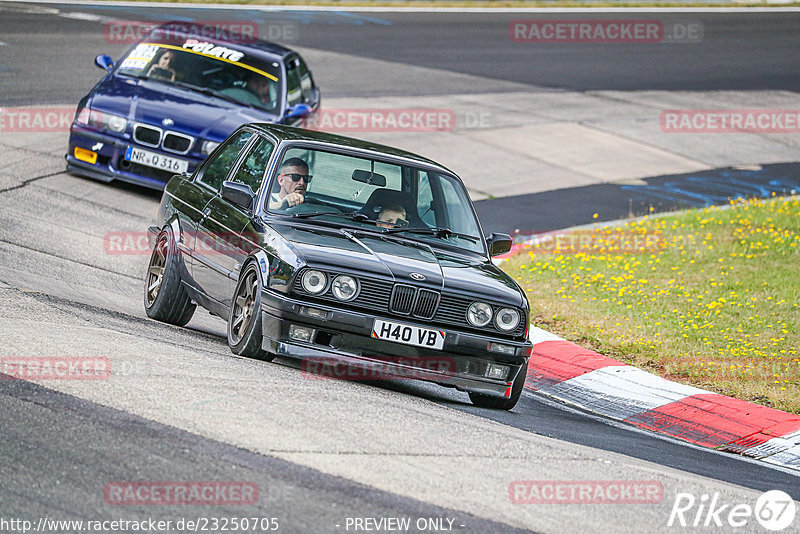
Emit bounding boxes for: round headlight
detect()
[301,270,327,295]
[202,140,220,155]
[495,308,521,331]
[467,302,492,327]
[107,114,127,133]
[331,275,358,301]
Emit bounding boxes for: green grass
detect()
[503,196,800,413]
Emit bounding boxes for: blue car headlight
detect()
[201,140,220,155]
[76,107,127,134]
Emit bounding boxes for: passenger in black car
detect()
[376,204,408,228]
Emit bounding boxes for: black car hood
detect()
[272,223,524,306]
[89,75,280,142]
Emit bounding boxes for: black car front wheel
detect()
[144,228,196,326]
[228,263,275,361]
[469,360,528,410]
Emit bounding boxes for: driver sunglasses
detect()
[280,173,313,184]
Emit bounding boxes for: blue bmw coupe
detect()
[66,22,320,189]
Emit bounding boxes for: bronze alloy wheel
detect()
[230,267,259,345]
[143,228,195,326]
[227,263,273,360]
[145,233,168,306]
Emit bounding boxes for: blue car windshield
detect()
[266,147,486,255]
[117,42,282,113]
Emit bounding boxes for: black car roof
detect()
[147,22,294,61]
[250,123,452,172]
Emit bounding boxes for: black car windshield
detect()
[266,147,486,254]
[117,42,281,113]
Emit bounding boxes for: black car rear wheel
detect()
[228,263,275,361]
[469,360,528,410]
[144,228,196,326]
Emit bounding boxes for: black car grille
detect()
[386,285,440,319]
[292,271,525,337]
[390,285,416,315]
[415,289,440,319]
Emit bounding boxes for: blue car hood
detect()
[88,75,280,142]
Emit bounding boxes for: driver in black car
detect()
[269,158,311,209]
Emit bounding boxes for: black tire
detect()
[144,228,196,326]
[227,262,275,361]
[469,359,528,410]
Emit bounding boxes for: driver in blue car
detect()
[269,158,311,209]
[245,72,275,107]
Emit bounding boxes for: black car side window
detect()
[198,131,253,192]
[230,137,274,193]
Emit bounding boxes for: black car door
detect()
[194,134,275,309]
[190,130,254,311]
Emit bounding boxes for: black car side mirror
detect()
[221,181,255,212]
[95,54,114,72]
[486,232,513,257]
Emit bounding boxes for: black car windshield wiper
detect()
[384,226,481,242]
[290,210,370,222]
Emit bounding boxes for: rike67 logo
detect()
[668,490,796,531]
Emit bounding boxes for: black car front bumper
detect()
[260,289,531,399]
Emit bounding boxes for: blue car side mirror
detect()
[285,103,312,121]
[95,54,114,72]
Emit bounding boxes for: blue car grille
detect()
[133,124,194,154]
[134,124,161,147]
[292,271,525,337]
[163,132,193,154]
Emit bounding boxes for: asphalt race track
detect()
[1,3,799,533]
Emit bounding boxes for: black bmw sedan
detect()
[145,123,532,409]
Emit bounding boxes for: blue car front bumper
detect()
[66,125,205,190]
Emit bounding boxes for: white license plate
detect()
[125,147,188,174]
[371,319,445,350]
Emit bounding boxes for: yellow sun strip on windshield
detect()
[144,43,279,82]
